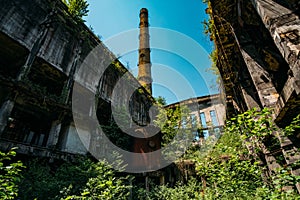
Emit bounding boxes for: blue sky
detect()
[85,0,218,104]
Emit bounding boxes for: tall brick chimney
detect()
[138,8,152,94]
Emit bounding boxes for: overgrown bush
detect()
[19,157,132,200]
[0,148,24,199]
[4,109,300,199]
[194,108,300,199]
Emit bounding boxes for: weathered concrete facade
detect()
[0,0,158,162]
[207,0,300,192]
[208,0,300,125]
[166,94,226,142]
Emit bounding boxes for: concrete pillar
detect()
[47,120,62,148]
[145,175,149,192]
[56,122,70,151]
[0,100,14,135]
[61,46,81,104]
[240,46,279,108]
[17,28,49,81]
[250,0,300,86]
[160,174,165,185]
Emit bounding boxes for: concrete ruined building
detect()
[206,0,300,191]
[138,8,152,95]
[0,0,159,163]
[165,94,226,143]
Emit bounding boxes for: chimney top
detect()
[140,8,148,15]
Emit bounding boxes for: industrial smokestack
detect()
[138,8,152,94]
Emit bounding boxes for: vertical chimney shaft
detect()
[138,8,152,94]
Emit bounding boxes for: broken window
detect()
[1,105,52,147]
[199,112,207,128]
[210,110,219,126]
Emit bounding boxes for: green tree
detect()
[154,104,193,146]
[155,96,167,106]
[0,148,24,200]
[62,0,89,22]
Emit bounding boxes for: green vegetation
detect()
[62,160,132,200]
[1,109,300,199]
[154,103,192,146]
[18,157,132,200]
[194,109,300,199]
[0,148,24,199]
[101,106,132,151]
[62,0,89,22]
[132,178,202,200]
[132,109,300,199]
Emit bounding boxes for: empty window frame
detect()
[210,110,219,126]
[199,112,207,128]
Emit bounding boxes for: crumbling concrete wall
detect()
[249,0,300,123]
[209,0,300,193]
[0,0,155,157]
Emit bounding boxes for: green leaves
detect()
[62,0,89,22]
[133,178,202,200]
[18,157,132,200]
[154,104,194,146]
[192,108,300,199]
[284,114,300,137]
[64,160,132,200]
[0,148,25,200]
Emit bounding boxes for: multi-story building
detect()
[165,94,226,143]
[0,0,159,170]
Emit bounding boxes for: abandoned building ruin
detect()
[2,0,300,191]
[0,0,162,168]
[165,94,226,143]
[207,0,300,192]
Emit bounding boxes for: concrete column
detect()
[46,120,62,148]
[145,175,149,192]
[160,174,165,185]
[0,100,15,135]
[61,46,81,104]
[56,123,70,151]
[17,28,49,81]
[16,10,55,81]
[240,46,279,108]
[250,0,300,84]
